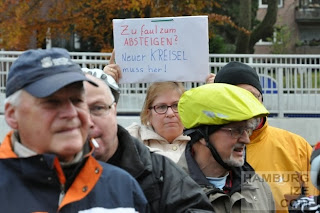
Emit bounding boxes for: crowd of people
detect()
[0,47,319,212]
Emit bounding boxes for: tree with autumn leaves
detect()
[0,0,277,53]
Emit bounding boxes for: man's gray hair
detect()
[4,89,22,106]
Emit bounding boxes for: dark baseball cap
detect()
[6,48,97,98]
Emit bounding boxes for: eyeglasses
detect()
[89,101,115,116]
[149,103,178,114]
[220,127,254,139]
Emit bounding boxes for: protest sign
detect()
[113,16,209,83]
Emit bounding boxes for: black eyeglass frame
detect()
[89,101,115,116]
[219,127,253,139]
[149,103,179,114]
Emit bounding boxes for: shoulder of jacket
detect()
[151,153,190,181]
[126,122,141,131]
[245,173,273,193]
[268,125,310,146]
[132,137,153,165]
[126,122,143,138]
[99,158,133,178]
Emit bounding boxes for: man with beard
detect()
[214,61,319,212]
[178,83,275,212]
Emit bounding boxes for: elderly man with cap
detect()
[0,48,148,212]
[178,83,275,212]
[214,61,319,212]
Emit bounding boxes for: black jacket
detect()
[107,125,214,213]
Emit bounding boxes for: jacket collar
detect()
[0,130,92,165]
[185,142,256,194]
[108,125,149,178]
[11,131,37,157]
[0,131,18,158]
[0,131,104,209]
[249,118,269,144]
[185,142,212,186]
[140,124,190,143]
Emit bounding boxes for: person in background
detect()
[126,81,189,163]
[83,68,214,213]
[289,141,320,212]
[103,51,215,164]
[214,61,319,212]
[178,83,275,212]
[0,48,148,212]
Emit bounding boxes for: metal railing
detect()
[1,51,320,117]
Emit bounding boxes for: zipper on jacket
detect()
[59,184,65,205]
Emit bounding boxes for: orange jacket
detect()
[247,120,319,213]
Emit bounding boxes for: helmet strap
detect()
[203,126,231,171]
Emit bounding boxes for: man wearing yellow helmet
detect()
[178,83,275,212]
[214,61,319,212]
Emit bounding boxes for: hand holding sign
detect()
[113,16,209,83]
[103,50,122,83]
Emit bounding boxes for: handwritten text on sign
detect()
[113,16,209,83]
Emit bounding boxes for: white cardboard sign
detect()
[113,16,209,83]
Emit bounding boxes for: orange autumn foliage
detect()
[0,0,245,51]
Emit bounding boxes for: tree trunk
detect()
[235,0,278,53]
[249,0,278,53]
[235,0,251,53]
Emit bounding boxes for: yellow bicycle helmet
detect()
[178,83,269,129]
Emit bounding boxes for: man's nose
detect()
[59,100,77,117]
[88,114,95,129]
[239,131,250,144]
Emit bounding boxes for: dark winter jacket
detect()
[0,131,148,213]
[107,125,214,213]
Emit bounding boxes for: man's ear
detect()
[4,103,18,129]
